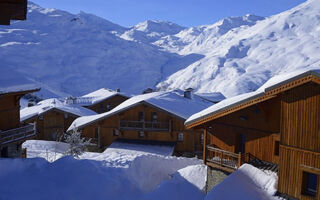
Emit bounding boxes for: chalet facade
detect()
[185,69,320,199]
[68,90,218,155]
[66,88,129,114]
[20,98,96,141]
[0,86,39,158]
[0,0,27,25]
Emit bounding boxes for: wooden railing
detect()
[0,123,36,145]
[206,145,242,170]
[119,120,170,132]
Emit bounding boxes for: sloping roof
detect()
[67,90,213,131]
[68,88,129,106]
[185,68,320,128]
[20,98,97,122]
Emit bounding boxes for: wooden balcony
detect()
[205,145,242,173]
[0,123,36,145]
[119,120,170,132]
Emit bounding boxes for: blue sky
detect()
[31,0,306,27]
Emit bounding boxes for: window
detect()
[302,171,318,197]
[139,131,145,138]
[151,112,158,122]
[200,133,204,145]
[64,113,68,119]
[106,104,110,111]
[95,128,99,138]
[139,112,144,121]
[178,132,184,142]
[274,141,280,156]
[39,115,43,120]
[113,129,119,136]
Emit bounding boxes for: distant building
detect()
[66,88,129,114]
[20,98,96,141]
[185,69,320,199]
[68,89,220,156]
[0,85,40,158]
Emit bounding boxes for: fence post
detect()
[238,153,242,168]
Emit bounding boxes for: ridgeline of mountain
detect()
[1,0,319,98]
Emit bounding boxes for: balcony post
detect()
[203,129,207,165]
[238,153,242,168]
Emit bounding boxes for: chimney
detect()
[116,88,120,92]
[184,88,194,99]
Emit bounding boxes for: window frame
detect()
[178,132,184,142]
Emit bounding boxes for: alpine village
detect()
[0,0,319,200]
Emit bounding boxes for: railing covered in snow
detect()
[206,145,242,171]
[119,120,170,132]
[0,123,36,145]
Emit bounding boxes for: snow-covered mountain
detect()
[156,0,320,97]
[0,3,197,97]
[1,0,319,99]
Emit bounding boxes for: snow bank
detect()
[205,164,278,200]
[2,140,206,200]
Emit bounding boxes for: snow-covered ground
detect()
[6,140,281,200]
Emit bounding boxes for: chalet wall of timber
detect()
[0,0,27,25]
[0,88,39,158]
[81,103,203,155]
[22,110,79,141]
[84,95,128,114]
[185,69,320,199]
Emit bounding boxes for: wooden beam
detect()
[203,128,207,165]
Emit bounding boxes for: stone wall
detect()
[206,167,230,193]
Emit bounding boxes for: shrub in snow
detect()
[63,127,91,158]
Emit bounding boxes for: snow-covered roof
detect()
[186,68,320,126]
[68,90,213,131]
[67,88,129,106]
[20,98,97,122]
[196,92,226,103]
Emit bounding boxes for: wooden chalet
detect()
[185,69,320,199]
[68,90,216,155]
[0,0,27,25]
[0,86,39,158]
[20,98,96,141]
[66,88,129,114]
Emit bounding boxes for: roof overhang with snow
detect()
[0,87,40,97]
[0,0,27,25]
[185,69,320,129]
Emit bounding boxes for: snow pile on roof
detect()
[186,68,320,125]
[205,164,278,200]
[20,98,97,122]
[68,90,213,131]
[9,140,206,200]
[196,92,226,103]
[68,88,128,106]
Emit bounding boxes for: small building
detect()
[20,98,97,141]
[0,0,27,25]
[0,85,40,158]
[68,90,218,156]
[185,69,320,199]
[66,88,129,114]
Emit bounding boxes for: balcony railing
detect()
[0,123,36,145]
[206,145,242,171]
[119,120,170,132]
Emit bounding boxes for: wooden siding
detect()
[0,94,21,130]
[205,96,281,164]
[278,145,320,200]
[24,110,78,141]
[0,0,27,25]
[85,95,128,114]
[81,103,202,154]
[278,82,320,199]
